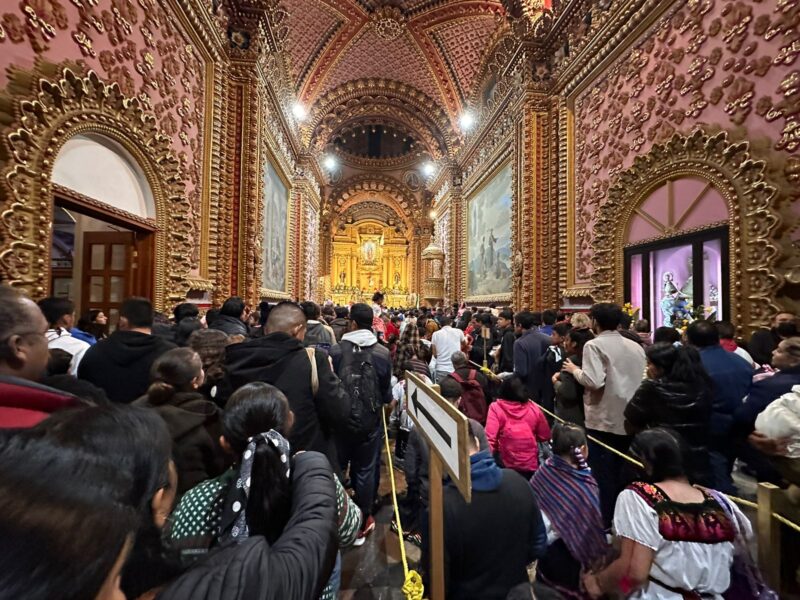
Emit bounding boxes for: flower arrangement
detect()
[622,302,641,321]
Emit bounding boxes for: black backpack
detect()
[339,341,381,439]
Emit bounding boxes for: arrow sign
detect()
[405,371,471,502]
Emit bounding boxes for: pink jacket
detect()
[485,399,551,472]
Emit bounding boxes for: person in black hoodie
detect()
[78,297,176,403]
[221,301,351,468]
[209,297,249,337]
[135,347,224,495]
[624,342,713,486]
[440,420,547,600]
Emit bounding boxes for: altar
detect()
[328,221,411,307]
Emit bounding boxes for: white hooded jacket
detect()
[755,384,800,458]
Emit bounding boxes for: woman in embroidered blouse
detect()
[582,428,750,600]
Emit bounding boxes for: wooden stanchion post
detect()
[429,453,445,600]
[757,482,780,590]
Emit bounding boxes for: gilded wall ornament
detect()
[0,66,193,308]
[592,128,783,332]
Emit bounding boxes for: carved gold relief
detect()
[592,128,783,332]
[0,66,193,309]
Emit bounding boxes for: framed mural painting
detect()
[466,162,513,302]
[262,157,290,297]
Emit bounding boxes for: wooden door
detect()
[81,231,135,330]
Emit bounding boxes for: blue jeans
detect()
[338,428,382,517]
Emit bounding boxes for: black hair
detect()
[499,308,514,321]
[551,422,588,457]
[121,297,154,328]
[300,300,321,320]
[566,327,595,354]
[440,315,454,327]
[515,311,535,330]
[37,297,74,328]
[258,301,272,327]
[174,317,203,347]
[531,312,543,327]
[542,309,558,325]
[223,382,291,543]
[439,376,462,401]
[335,306,348,318]
[76,309,106,340]
[321,304,335,317]
[714,320,736,340]
[653,326,681,344]
[634,319,651,333]
[552,322,571,337]
[40,374,110,406]
[205,307,220,326]
[498,374,530,403]
[47,348,73,375]
[619,312,633,330]
[372,291,385,304]
[0,435,137,600]
[30,405,179,598]
[629,428,691,483]
[350,302,374,330]
[220,296,245,319]
[477,313,492,327]
[589,302,623,331]
[686,320,720,348]
[173,302,199,323]
[146,347,203,406]
[646,343,711,388]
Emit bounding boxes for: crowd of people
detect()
[1,284,797,600]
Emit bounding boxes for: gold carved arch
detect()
[0,66,192,308]
[592,129,783,332]
[325,173,423,226]
[306,79,458,158]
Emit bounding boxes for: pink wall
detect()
[0,0,206,266]
[573,0,799,283]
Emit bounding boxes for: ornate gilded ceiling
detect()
[283,0,508,120]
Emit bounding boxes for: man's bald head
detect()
[0,285,50,380]
[265,302,307,339]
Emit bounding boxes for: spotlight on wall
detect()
[323,155,337,171]
[422,162,436,177]
[429,209,437,219]
[292,102,307,121]
[459,111,475,131]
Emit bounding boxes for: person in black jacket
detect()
[749,311,798,366]
[552,327,594,427]
[209,297,249,337]
[439,420,547,600]
[495,308,516,374]
[329,303,393,544]
[221,302,351,469]
[624,342,713,486]
[134,347,224,495]
[78,297,176,403]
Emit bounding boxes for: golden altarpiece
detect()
[330,221,411,307]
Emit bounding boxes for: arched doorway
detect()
[50,134,157,328]
[0,67,194,310]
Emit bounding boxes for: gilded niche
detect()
[0,66,193,308]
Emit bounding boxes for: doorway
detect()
[50,194,155,330]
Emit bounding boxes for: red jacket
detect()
[485,399,551,472]
[0,375,82,429]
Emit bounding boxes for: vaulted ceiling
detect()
[282,0,508,124]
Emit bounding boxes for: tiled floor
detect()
[339,453,422,599]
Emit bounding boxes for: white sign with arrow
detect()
[405,371,471,503]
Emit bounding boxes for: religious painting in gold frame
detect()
[261,155,290,296]
[466,160,513,302]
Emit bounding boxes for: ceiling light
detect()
[422,162,435,177]
[459,111,475,131]
[292,102,307,121]
[323,155,337,171]
[429,209,437,219]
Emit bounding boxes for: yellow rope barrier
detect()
[381,409,425,600]
[469,360,800,533]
